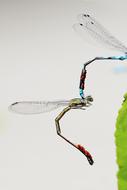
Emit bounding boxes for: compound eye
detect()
[90,97,93,102]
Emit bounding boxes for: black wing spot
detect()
[83,14,90,17]
[11,102,18,106]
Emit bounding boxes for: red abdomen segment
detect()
[76,144,94,165]
[79,70,87,90]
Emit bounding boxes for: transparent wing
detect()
[73,14,127,53]
[9,100,70,114]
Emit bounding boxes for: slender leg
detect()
[55,106,71,136]
[55,106,94,165]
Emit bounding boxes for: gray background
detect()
[0,0,127,189]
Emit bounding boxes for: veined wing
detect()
[73,14,127,53]
[9,100,70,114]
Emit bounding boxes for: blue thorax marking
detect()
[79,89,84,99]
[110,55,127,60]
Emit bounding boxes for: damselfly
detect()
[73,14,127,98]
[9,95,94,165]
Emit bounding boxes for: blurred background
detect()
[0,0,127,189]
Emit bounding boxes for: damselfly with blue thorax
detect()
[73,14,127,99]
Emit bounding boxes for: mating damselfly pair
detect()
[9,14,127,165]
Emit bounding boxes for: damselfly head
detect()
[81,95,93,105]
[86,95,93,102]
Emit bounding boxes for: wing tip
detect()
[11,102,18,106]
[8,102,20,113]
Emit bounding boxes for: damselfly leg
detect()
[55,105,94,165]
